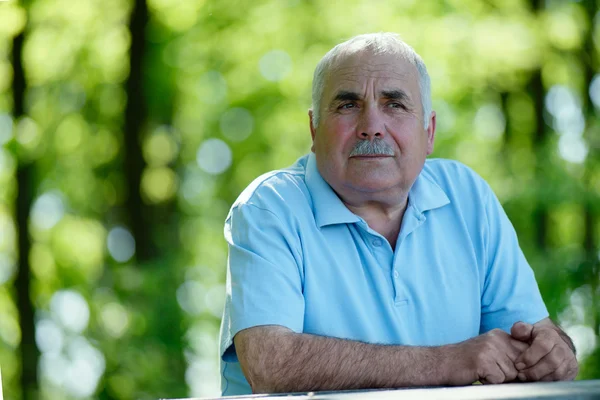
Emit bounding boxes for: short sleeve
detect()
[220,203,305,361]
[480,187,549,334]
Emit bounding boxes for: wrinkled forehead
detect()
[324,50,419,94]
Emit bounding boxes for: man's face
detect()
[309,50,436,202]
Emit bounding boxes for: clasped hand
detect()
[510,320,578,382]
[452,320,578,385]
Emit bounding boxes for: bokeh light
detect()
[143,126,179,167]
[35,318,65,355]
[219,107,254,142]
[31,192,65,231]
[0,113,12,145]
[196,138,232,175]
[0,253,15,284]
[99,302,130,338]
[589,74,600,109]
[106,226,136,263]
[50,290,90,334]
[63,337,106,397]
[259,50,292,82]
[474,104,506,140]
[176,280,205,316]
[141,167,179,203]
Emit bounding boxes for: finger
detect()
[538,357,570,382]
[503,338,528,366]
[508,338,529,358]
[496,353,519,382]
[518,348,561,382]
[551,356,579,382]
[515,335,556,369]
[511,321,533,342]
[481,363,506,385]
[568,356,580,380]
[565,363,580,381]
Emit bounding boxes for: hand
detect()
[447,329,529,385]
[511,321,578,382]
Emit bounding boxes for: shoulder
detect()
[229,155,312,216]
[422,158,492,200]
[420,158,498,218]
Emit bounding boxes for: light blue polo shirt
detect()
[219,153,548,396]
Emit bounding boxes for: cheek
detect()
[320,122,355,149]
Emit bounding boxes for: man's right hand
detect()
[446,329,529,385]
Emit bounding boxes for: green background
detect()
[0,0,598,398]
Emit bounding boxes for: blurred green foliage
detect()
[0,0,599,399]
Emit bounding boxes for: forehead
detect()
[324,51,418,95]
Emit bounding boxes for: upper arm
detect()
[479,182,549,333]
[220,202,305,364]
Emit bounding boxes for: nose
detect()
[357,106,385,140]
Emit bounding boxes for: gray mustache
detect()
[349,139,395,157]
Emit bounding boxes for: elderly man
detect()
[218,33,578,396]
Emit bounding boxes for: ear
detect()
[309,109,316,153]
[426,111,436,156]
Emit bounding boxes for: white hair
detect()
[311,32,432,129]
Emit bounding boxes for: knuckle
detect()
[546,351,563,366]
[524,368,536,381]
[569,363,580,379]
[505,369,518,381]
[542,373,556,382]
[538,339,554,353]
[492,328,506,336]
[558,342,570,354]
[528,369,541,381]
[521,351,535,365]
[554,344,568,357]
[554,364,571,381]
[488,328,503,338]
[485,373,503,385]
[475,351,490,366]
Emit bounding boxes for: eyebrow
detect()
[331,89,411,103]
[333,91,361,102]
[381,89,410,102]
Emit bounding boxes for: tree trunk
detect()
[123,0,154,262]
[13,15,40,400]
[529,0,548,251]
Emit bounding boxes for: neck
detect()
[342,194,409,249]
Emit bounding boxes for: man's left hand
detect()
[510,319,578,382]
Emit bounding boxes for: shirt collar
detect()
[408,166,450,215]
[305,153,362,228]
[304,153,450,228]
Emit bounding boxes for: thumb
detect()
[511,321,533,342]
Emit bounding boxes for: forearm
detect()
[236,326,452,393]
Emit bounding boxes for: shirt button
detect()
[393,270,399,278]
[372,238,383,247]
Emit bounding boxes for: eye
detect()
[387,102,405,109]
[339,102,356,109]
